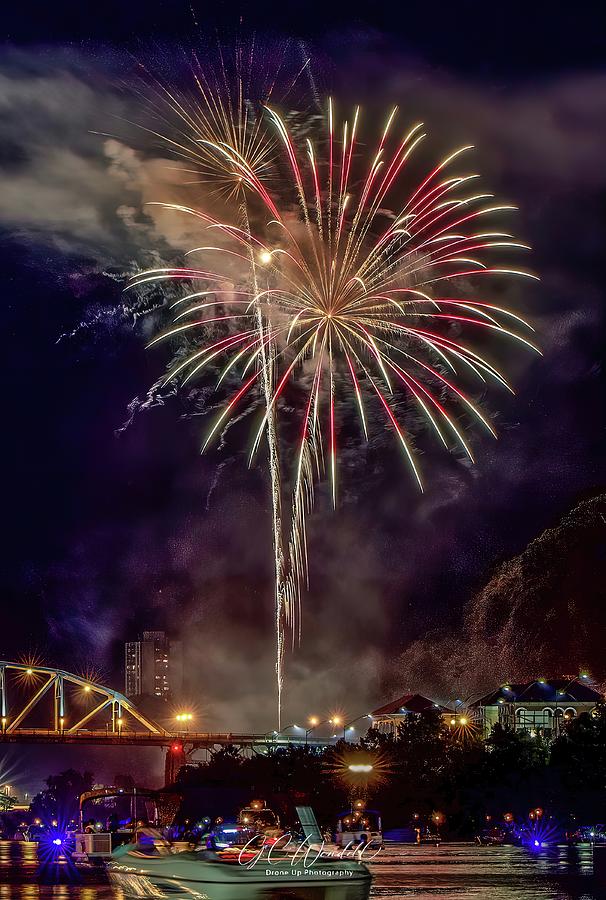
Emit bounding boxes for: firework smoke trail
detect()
[242,201,288,728]
[128,43,315,727]
[128,100,539,723]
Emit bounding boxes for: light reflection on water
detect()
[0,841,603,899]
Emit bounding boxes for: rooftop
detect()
[371,693,444,717]
[476,677,602,707]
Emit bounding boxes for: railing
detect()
[0,727,333,747]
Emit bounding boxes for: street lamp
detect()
[305,716,320,743]
[305,715,343,743]
[117,717,123,736]
[276,724,303,741]
[330,716,342,737]
[341,714,373,740]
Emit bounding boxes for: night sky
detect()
[1,2,605,790]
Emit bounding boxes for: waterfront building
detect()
[124,631,183,701]
[370,693,445,734]
[474,677,601,738]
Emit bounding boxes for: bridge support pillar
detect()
[164,742,187,787]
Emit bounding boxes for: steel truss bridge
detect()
[0,661,331,757]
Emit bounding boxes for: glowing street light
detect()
[274,724,302,740]
[176,713,193,729]
[306,714,346,742]
[342,713,374,740]
[348,764,373,773]
[306,716,320,743]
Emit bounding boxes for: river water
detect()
[1,840,604,899]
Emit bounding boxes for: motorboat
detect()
[107,841,372,897]
[566,824,606,843]
[477,825,507,846]
[335,801,382,848]
[237,799,282,840]
[107,807,372,897]
[72,786,178,863]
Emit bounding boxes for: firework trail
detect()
[129,98,538,724]
[128,41,316,727]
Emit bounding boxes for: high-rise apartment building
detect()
[124,631,183,700]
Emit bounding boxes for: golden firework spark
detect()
[129,99,538,721]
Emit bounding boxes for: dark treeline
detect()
[175,704,606,837]
[8,705,606,839]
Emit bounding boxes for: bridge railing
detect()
[0,726,334,746]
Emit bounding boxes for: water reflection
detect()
[370,843,599,899]
[1,840,605,899]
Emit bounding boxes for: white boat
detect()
[335,802,383,849]
[107,845,371,898]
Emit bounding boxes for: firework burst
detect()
[129,100,538,721]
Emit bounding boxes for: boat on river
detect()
[107,806,371,898]
[107,842,371,897]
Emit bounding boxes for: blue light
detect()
[52,838,62,846]
[534,840,539,847]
